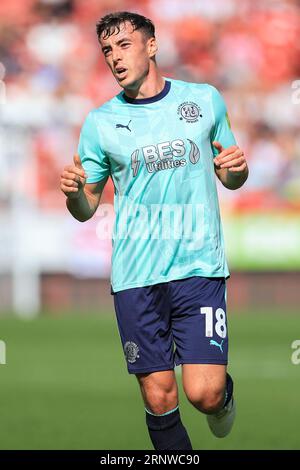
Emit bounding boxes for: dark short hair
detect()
[96,11,155,42]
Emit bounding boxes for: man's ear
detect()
[147,37,158,58]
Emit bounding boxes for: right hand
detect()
[60,154,87,199]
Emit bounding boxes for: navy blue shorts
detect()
[112,276,228,374]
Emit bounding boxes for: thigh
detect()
[113,282,175,374]
[170,276,228,366]
[182,363,226,395]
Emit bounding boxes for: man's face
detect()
[100,21,156,90]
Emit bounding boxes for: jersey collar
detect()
[122,80,171,104]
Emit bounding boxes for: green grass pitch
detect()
[0,310,299,449]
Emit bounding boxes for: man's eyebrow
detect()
[101,37,132,52]
[116,37,132,45]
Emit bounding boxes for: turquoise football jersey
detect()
[78,78,236,292]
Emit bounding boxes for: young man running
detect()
[60,11,248,450]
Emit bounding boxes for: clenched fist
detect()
[60,154,87,199]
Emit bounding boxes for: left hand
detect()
[213,141,247,173]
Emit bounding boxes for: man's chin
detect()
[118,79,135,90]
[116,75,140,91]
[115,72,131,87]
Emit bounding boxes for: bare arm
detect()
[66,179,108,222]
[213,141,249,190]
[61,154,108,222]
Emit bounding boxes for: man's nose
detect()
[112,48,122,63]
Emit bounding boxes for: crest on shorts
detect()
[178,102,202,123]
[124,341,140,364]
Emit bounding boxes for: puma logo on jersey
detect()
[116,120,132,132]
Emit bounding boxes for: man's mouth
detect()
[115,67,128,80]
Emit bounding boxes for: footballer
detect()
[60,11,248,450]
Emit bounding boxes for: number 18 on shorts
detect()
[113,276,228,374]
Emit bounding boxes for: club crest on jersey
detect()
[124,341,140,364]
[177,102,202,123]
[131,139,200,176]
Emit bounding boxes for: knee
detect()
[138,375,178,415]
[146,388,178,415]
[184,384,224,414]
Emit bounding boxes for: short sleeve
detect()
[77,112,110,183]
[209,85,237,157]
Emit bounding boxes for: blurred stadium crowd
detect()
[1,0,300,212]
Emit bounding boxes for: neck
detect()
[123,65,165,100]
